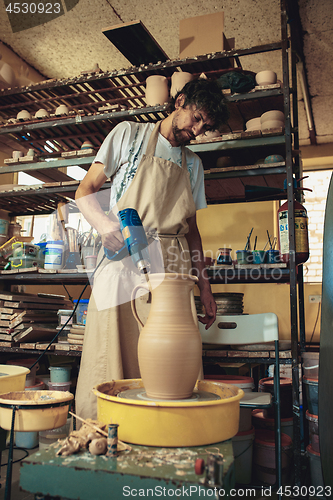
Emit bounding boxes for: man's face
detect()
[171,96,216,146]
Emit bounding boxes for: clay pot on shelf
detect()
[170,71,193,98]
[145,75,169,106]
[131,273,202,400]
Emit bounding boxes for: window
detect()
[302,170,332,283]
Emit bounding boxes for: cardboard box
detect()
[179,12,229,59]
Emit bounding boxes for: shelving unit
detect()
[0,0,304,487]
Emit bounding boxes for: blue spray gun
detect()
[104,208,150,275]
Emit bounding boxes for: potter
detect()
[75,78,229,419]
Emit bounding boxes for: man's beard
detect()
[172,118,195,145]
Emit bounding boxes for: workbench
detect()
[20,440,235,499]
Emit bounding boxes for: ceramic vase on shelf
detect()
[170,71,193,98]
[131,273,202,400]
[145,75,169,106]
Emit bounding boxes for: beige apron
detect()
[76,122,198,420]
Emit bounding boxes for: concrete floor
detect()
[0,446,35,500]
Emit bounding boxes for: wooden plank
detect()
[20,343,36,349]
[0,334,12,341]
[4,301,71,311]
[0,341,14,347]
[13,327,57,343]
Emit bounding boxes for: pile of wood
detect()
[0,292,73,348]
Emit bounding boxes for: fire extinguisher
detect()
[277,178,311,265]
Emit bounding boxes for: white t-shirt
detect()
[93,121,207,211]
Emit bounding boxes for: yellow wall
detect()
[197,201,322,342]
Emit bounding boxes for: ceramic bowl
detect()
[261,110,284,123]
[35,109,49,119]
[264,155,284,163]
[17,110,31,121]
[196,130,221,141]
[81,140,94,150]
[255,71,277,86]
[246,117,261,131]
[261,119,284,130]
[55,105,69,116]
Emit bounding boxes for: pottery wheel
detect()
[116,388,221,403]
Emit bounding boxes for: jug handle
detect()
[130,284,149,328]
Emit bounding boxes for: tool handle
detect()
[131,284,149,327]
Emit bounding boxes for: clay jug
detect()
[145,75,169,106]
[131,273,202,399]
[170,71,193,98]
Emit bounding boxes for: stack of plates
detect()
[214,293,244,315]
[67,324,85,345]
[196,293,244,315]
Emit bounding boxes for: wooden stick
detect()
[69,411,107,436]
[69,411,131,451]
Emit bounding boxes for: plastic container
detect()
[236,250,252,265]
[86,255,97,269]
[73,299,89,324]
[47,381,71,392]
[232,426,255,484]
[303,377,318,415]
[306,410,319,453]
[252,409,293,441]
[216,248,232,265]
[265,249,281,264]
[306,444,324,488]
[259,377,292,418]
[44,240,64,269]
[252,250,266,264]
[205,375,254,431]
[253,429,293,485]
[57,309,74,326]
[12,242,39,258]
[9,255,43,269]
[48,365,71,383]
[39,417,71,449]
[302,352,319,380]
[0,219,9,235]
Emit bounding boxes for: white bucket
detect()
[232,426,255,484]
[44,240,64,269]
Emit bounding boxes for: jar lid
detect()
[305,410,318,421]
[259,377,292,387]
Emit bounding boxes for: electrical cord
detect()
[309,301,321,344]
[0,447,29,466]
[28,254,106,371]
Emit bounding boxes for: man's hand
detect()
[197,288,217,330]
[101,220,124,252]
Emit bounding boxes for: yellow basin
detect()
[93,379,244,447]
[0,364,30,393]
[0,390,74,431]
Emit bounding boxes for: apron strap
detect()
[145,121,186,169]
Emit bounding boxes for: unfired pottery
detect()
[170,71,193,98]
[131,273,202,400]
[145,75,169,106]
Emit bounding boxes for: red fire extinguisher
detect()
[277,178,310,265]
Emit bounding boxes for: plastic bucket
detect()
[303,377,318,415]
[302,352,319,380]
[232,426,255,484]
[15,430,38,449]
[259,377,292,418]
[44,240,64,269]
[306,410,319,453]
[306,445,324,488]
[252,409,293,441]
[39,417,71,449]
[48,366,71,383]
[253,429,293,485]
[205,375,254,431]
[0,219,9,235]
[7,358,38,387]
